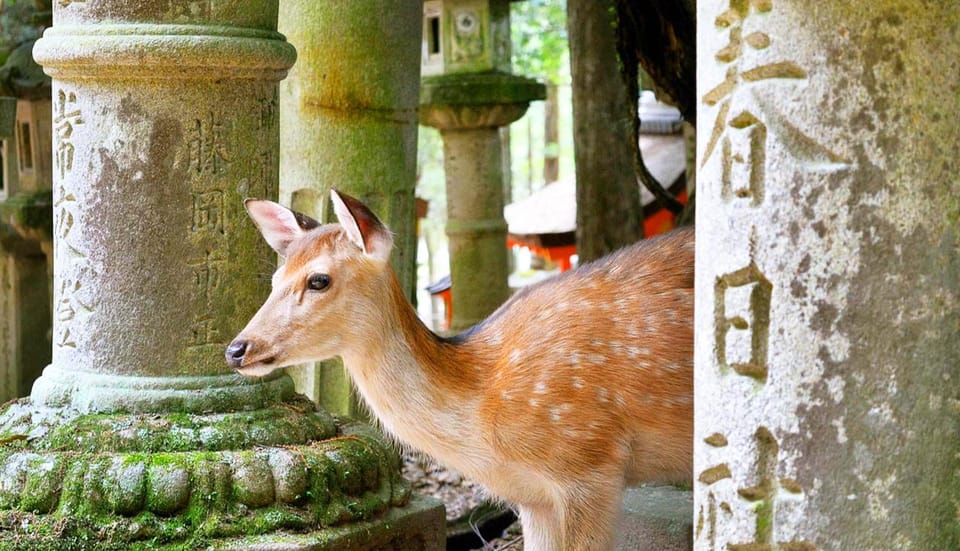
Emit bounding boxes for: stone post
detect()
[0,2,443,548]
[278,1,423,414]
[421,75,544,331]
[29,6,296,414]
[695,2,959,549]
[418,0,544,331]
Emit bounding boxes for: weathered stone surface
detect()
[695,2,960,549]
[0,402,415,548]
[27,0,296,414]
[419,72,545,129]
[438,126,513,330]
[278,0,422,413]
[617,486,692,551]
[217,494,446,551]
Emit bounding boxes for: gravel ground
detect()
[401,451,523,550]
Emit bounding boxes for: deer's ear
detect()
[330,189,393,263]
[244,199,319,257]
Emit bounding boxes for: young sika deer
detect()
[226,190,694,551]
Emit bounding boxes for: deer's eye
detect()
[307,273,331,291]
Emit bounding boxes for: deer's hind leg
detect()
[558,474,626,551]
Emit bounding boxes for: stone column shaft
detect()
[420,73,545,332]
[278,0,422,415]
[30,6,296,413]
[441,126,510,330]
[694,2,960,549]
[279,0,421,298]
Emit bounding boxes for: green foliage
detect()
[0,0,51,65]
[511,0,569,83]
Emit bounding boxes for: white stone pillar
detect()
[695,2,960,549]
[29,3,297,413]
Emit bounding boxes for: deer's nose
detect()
[225,340,248,369]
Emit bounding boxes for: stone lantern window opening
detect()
[17,119,33,172]
[423,2,444,74]
[0,139,6,198]
[428,14,441,55]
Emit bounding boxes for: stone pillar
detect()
[0,195,52,401]
[278,0,422,414]
[421,74,544,330]
[695,2,960,550]
[30,4,296,413]
[0,2,443,548]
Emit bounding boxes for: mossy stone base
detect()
[0,396,430,549]
[215,494,445,551]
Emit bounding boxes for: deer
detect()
[226,190,694,551]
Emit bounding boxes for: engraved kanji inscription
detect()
[258,96,278,131]
[728,427,816,550]
[192,190,225,234]
[702,0,850,180]
[55,266,95,349]
[189,251,224,302]
[722,112,766,205]
[715,262,772,381]
[54,90,84,179]
[697,432,734,551]
[188,112,233,176]
[168,0,212,19]
[190,315,219,347]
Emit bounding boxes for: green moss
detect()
[0,190,53,239]
[0,405,407,548]
[420,71,546,107]
[38,399,334,454]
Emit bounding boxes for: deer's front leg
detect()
[519,504,563,551]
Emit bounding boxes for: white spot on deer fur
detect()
[509,349,522,365]
[627,346,641,359]
[534,381,547,394]
[572,376,585,390]
[663,361,683,371]
[528,398,539,408]
[597,387,609,402]
[550,403,572,422]
[614,392,626,408]
[586,353,606,364]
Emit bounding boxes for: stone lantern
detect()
[420,0,544,331]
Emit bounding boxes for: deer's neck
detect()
[340,270,490,467]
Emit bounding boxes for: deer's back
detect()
[473,227,694,487]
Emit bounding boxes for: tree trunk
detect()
[616,0,697,125]
[543,81,559,184]
[568,0,643,263]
